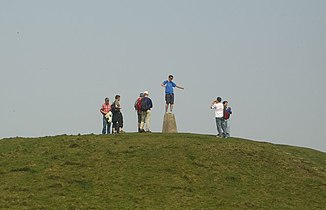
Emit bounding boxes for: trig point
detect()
[162,113,178,133]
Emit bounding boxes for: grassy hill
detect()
[0,133,325,209]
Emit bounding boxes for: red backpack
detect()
[134,98,142,111]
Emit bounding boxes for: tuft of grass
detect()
[0,133,325,209]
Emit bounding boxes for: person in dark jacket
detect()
[222,101,232,138]
[139,91,153,133]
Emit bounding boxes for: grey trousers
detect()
[222,119,230,137]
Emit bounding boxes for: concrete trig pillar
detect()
[162,113,177,133]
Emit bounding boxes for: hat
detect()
[139,93,144,97]
[144,91,149,95]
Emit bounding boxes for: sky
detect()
[1,0,325,152]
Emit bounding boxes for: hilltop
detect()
[0,133,325,209]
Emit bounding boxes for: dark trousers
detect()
[112,112,123,133]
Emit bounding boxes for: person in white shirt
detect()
[211,97,224,137]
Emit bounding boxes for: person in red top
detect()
[100,97,111,134]
[134,93,144,132]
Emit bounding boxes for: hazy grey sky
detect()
[1,0,325,152]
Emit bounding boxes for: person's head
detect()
[115,95,120,101]
[144,91,149,97]
[139,93,144,98]
[216,97,222,103]
[168,74,174,81]
[105,97,109,104]
[223,101,228,107]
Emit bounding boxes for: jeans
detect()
[215,117,223,136]
[102,116,111,134]
[222,119,230,137]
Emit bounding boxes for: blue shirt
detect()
[163,80,176,94]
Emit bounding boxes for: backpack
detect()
[134,98,142,111]
[223,107,232,120]
[140,97,149,111]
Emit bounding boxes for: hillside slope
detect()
[1,133,325,209]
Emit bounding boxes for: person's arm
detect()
[211,100,217,109]
[100,105,106,115]
[149,98,153,109]
[161,80,167,87]
[176,85,184,90]
[115,101,121,109]
[134,99,138,110]
[173,81,184,90]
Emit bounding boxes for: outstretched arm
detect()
[176,85,184,90]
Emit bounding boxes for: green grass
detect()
[0,133,325,209]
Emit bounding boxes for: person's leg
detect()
[115,121,119,133]
[102,116,107,134]
[138,112,142,132]
[107,122,111,134]
[215,118,219,136]
[145,110,151,132]
[140,111,146,131]
[217,118,223,137]
[225,120,230,137]
[119,112,124,133]
[221,119,227,138]
[215,117,223,137]
[170,94,174,112]
[112,121,117,134]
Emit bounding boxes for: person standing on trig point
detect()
[161,74,184,113]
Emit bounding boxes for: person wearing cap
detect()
[134,92,144,132]
[222,101,232,138]
[161,74,184,113]
[100,97,111,134]
[140,91,153,133]
[211,97,224,138]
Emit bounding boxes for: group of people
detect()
[211,97,232,138]
[100,75,184,134]
[100,75,233,137]
[100,95,124,134]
